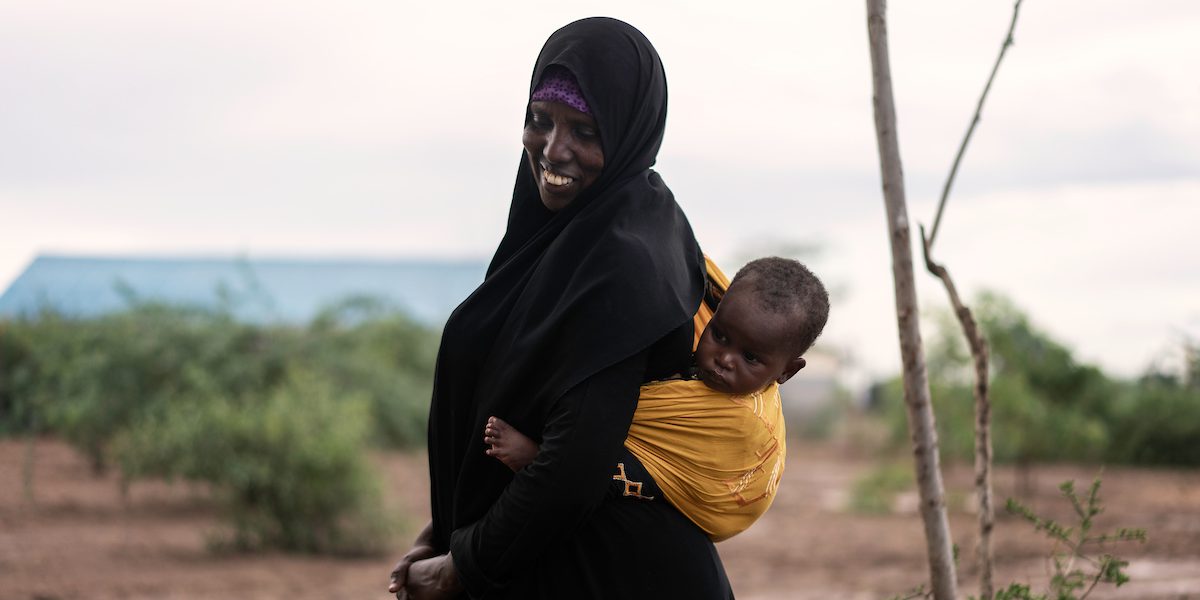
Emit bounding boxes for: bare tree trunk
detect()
[922,232,994,599]
[865,2,958,599]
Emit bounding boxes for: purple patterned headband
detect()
[531,66,591,115]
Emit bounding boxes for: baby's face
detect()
[694,287,801,395]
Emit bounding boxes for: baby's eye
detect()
[743,352,759,364]
[711,328,727,343]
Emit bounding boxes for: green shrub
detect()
[1001,477,1147,600]
[1106,381,1200,466]
[2,297,436,463]
[298,298,438,448]
[0,320,40,434]
[879,292,1198,466]
[1,296,437,554]
[1,305,291,469]
[115,371,393,554]
[891,475,1147,600]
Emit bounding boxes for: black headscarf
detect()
[426,17,706,549]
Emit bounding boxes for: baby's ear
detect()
[776,356,807,384]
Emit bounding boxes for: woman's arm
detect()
[448,349,649,597]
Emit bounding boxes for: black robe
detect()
[427,17,732,599]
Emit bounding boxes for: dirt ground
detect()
[3,437,1198,599]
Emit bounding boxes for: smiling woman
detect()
[387,16,731,600]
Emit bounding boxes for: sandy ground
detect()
[2,437,1198,599]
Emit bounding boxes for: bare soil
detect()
[2,438,1198,599]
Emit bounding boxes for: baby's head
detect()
[695,257,830,395]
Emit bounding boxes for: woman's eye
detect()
[575,126,597,139]
[530,114,552,130]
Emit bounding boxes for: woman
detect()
[389,17,733,599]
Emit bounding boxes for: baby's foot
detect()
[483,416,538,472]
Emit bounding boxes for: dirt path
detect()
[2,438,1197,599]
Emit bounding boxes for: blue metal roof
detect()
[0,255,488,324]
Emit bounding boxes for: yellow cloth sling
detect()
[691,255,730,352]
[625,380,785,542]
[625,256,786,542]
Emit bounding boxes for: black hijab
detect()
[426,17,706,549]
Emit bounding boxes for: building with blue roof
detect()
[0,255,488,325]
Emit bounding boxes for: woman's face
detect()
[523,100,604,212]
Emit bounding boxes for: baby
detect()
[484,256,830,540]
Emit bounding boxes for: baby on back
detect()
[485,256,830,540]
[691,256,828,396]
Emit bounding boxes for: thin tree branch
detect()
[928,0,1024,249]
[921,226,994,599]
[1080,568,1106,600]
[919,4,1026,598]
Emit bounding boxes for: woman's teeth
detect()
[543,170,574,187]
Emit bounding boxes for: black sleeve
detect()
[643,319,695,381]
[448,349,649,597]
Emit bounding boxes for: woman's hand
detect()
[401,553,464,600]
[388,521,438,597]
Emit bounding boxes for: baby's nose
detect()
[716,351,735,370]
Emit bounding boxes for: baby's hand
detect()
[483,416,539,472]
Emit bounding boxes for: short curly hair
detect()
[729,257,830,355]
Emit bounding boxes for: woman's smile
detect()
[540,165,575,187]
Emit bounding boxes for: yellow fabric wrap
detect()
[691,254,731,351]
[625,380,786,542]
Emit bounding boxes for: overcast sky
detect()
[2,0,1198,380]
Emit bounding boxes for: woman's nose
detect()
[544,128,573,164]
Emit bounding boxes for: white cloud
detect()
[811,178,1200,379]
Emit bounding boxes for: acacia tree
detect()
[865,2,958,599]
